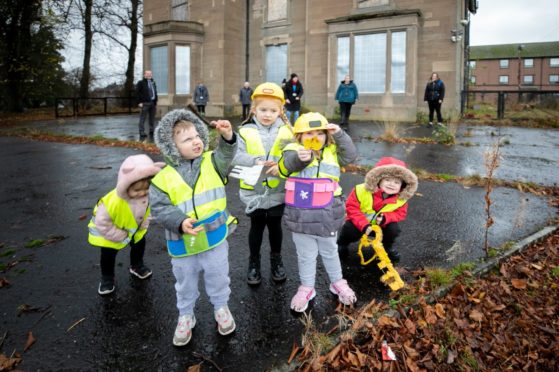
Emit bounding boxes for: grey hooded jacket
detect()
[280,129,357,237]
[149,109,237,235]
[232,117,289,213]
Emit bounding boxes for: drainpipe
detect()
[461,1,470,115]
[245,0,250,81]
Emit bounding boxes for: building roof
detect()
[470,42,559,60]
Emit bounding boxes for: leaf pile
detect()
[296,232,559,371]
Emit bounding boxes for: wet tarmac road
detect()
[0,122,557,370]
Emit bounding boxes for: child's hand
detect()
[297,148,312,162]
[326,123,341,134]
[376,214,385,226]
[266,164,279,176]
[181,217,204,236]
[212,120,233,141]
[140,216,152,230]
[364,225,376,238]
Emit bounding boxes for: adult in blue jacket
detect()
[335,75,358,130]
[423,72,445,126]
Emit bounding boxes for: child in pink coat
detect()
[88,154,164,295]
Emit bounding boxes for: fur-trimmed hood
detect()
[116,154,165,198]
[154,109,209,165]
[364,157,418,200]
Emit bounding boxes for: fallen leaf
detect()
[469,309,484,322]
[287,341,300,364]
[377,315,400,328]
[0,353,22,370]
[78,214,88,221]
[446,349,457,364]
[404,318,416,334]
[511,278,527,289]
[24,331,36,352]
[187,364,201,372]
[435,303,446,319]
[0,277,10,288]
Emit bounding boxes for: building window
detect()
[355,33,386,93]
[336,37,350,83]
[523,58,534,68]
[175,46,190,95]
[499,75,508,84]
[356,0,389,8]
[171,0,188,21]
[523,75,534,85]
[469,61,476,69]
[470,75,476,84]
[550,58,559,67]
[550,75,559,84]
[391,31,406,93]
[267,0,287,22]
[265,44,287,84]
[151,46,168,94]
[499,59,509,68]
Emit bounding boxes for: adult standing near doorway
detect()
[283,73,304,124]
[194,82,209,115]
[423,72,445,126]
[335,75,359,130]
[239,81,253,121]
[136,70,158,141]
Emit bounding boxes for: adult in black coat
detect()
[136,70,158,140]
[283,73,304,124]
[423,72,445,126]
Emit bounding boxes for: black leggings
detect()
[337,221,400,251]
[196,105,206,114]
[100,236,146,279]
[248,204,284,258]
[428,100,443,123]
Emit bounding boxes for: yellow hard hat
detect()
[251,82,285,105]
[293,112,328,134]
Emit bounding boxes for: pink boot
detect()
[290,285,316,312]
[329,279,356,305]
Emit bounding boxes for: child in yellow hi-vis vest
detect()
[337,157,418,263]
[231,82,293,285]
[88,154,164,296]
[278,112,358,313]
[149,109,238,347]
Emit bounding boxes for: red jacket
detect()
[345,188,408,232]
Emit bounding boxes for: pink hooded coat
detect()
[93,155,164,242]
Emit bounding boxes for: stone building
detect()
[142,0,477,121]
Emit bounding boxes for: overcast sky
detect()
[470,0,559,46]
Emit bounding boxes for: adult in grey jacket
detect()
[335,75,358,130]
[239,81,253,121]
[194,82,209,115]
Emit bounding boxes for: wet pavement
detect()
[0,116,557,371]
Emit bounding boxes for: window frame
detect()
[522,75,534,85]
[499,59,509,69]
[265,0,288,24]
[523,58,534,68]
[175,45,190,95]
[150,45,168,95]
[469,60,476,69]
[498,75,509,85]
[171,0,188,21]
[550,58,559,67]
[549,74,559,84]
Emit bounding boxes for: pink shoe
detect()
[290,285,316,313]
[329,279,356,305]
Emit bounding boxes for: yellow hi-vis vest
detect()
[150,152,237,258]
[88,189,149,249]
[279,142,342,196]
[355,183,407,225]
[238,124,293,190]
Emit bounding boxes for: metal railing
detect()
[54,95,140,118]
[462,89,559,120]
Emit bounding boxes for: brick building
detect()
[468,42,559,91]
[142,0,477,121]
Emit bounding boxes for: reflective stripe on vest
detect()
[238,125,293,190]
[355,183,407,224]
[88,189,149,249]
[150,152,236,257]
[279,142,342,196]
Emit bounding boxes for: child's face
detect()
[174,125,204,160]
[301,130,326,148]
[253,99,281,126]
[379,177,402,195]
[127,180,149,199]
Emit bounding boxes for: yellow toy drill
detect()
[357,225,404,291]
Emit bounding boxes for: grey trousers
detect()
[292,232,343,288]
[171,241,231,316]
[138,102,156,135]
